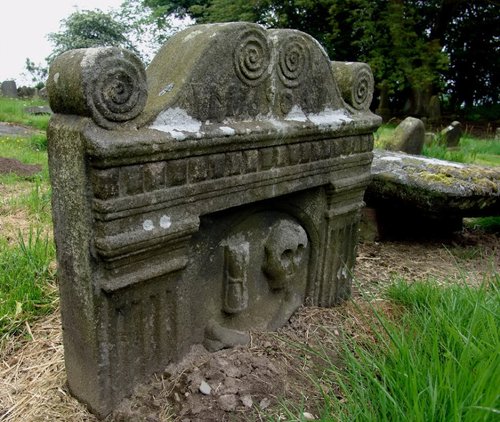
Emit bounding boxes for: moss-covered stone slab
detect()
[367,149,500,217]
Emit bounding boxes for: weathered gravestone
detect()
[385,116,425,155]
[46,23,381,417]
[1,80,18,98]
[441,120,462,147]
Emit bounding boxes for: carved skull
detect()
[262,219,308,290]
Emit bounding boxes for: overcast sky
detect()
[0,0,125,84]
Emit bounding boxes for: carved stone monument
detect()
[46,23,381,417]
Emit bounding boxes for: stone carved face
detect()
[262,220,308,290]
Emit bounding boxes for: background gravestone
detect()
[441,120,462,147]
[1,80,18,98]
[46,22,381,418]
[385,116,425,155]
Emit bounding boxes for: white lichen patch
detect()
[285,106,308,122]
[219,126,236,136]
[143,219,155,231]
[414,156,464,168]
[308,108,353,127]
[268,118,289,132]
[380,156,402,163]
[81,48,101,69]
[53,72,60,84]
[160,215,172,229]
[150,107,202,140]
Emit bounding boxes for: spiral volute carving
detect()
[331,61,374,111]
[47,47,147,129]
[278,36,310,88]
[234,29,271,86]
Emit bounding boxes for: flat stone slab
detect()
[0,122,41,138]
[367,149,500,217]
[24,105,52,115]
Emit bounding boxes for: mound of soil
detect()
[0,157,41,177]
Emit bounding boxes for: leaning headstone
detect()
[441,121,462,147]
[1,80,18,98]
[46,23,381,417]
[385,116,425,155]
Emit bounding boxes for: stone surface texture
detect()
[46,23,380,418]
[365,150,500,237]
[367,149,500,217]
[385,116,425,155]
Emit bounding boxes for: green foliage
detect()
[314,280,500,421]
[463,104,500,123]
[24,58,48,87]
[140,0,499,110]
[47,9,138,63]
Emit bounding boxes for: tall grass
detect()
[313,280,500,421]
[0,228,57,338]
[423,135,500,166]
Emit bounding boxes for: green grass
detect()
[375,124,500,167]
[422,135,500,166]
[0,134,49,185]
[0,229,57,339]
[465,216,500,233]
[0,102,54,339]
[302,279,500,422]
[0,97,50,131]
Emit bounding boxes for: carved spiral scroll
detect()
[234,29,271,86]
[331,61,374,111]
[47,47,147,129]
[278,35,310,88]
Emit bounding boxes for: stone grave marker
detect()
[1,80,18,98]
[441,120,462,147]
[46,22,381,417]
[385,116,425,155]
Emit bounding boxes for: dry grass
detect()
[0,310,96,422]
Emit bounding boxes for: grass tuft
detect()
[0,228,57,339]
[294,279,500,421]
